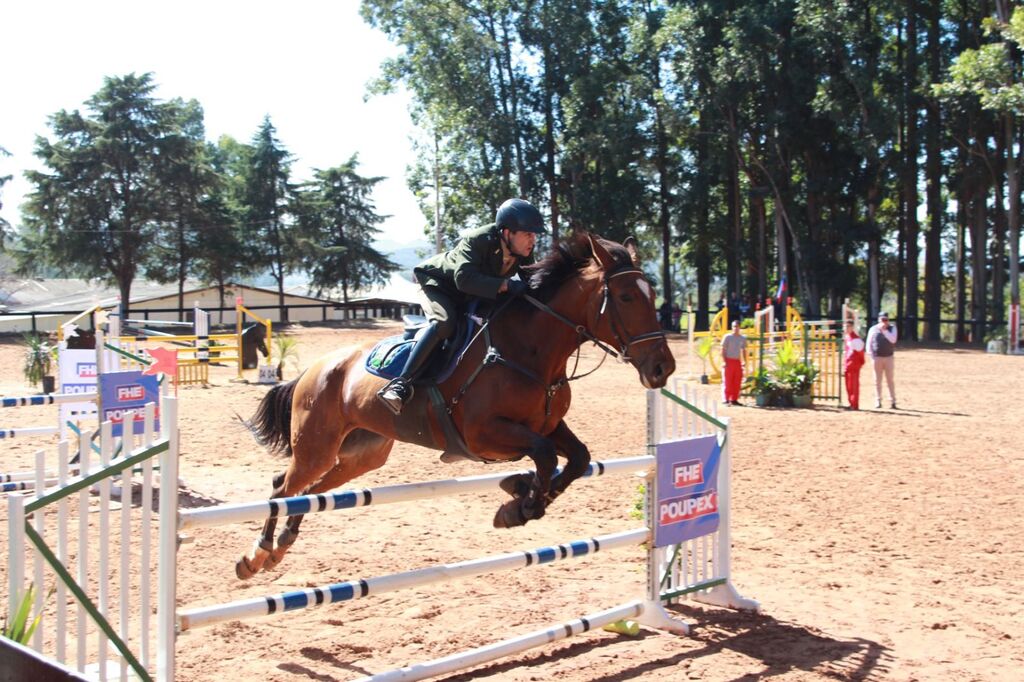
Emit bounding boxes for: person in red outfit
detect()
[721,320,748,405]
[843,320,866,410]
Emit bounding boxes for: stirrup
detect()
[377,379,413,416]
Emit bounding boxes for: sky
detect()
[0,0,427,247]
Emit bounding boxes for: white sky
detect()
[0,0,427,246]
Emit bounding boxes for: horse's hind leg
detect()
[236,470,289,579]
[237,413,346,579]
[261,429,395,572]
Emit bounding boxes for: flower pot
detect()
[41,375,56,395]
[699,374,709,385]
[791,393,813,408]
[774,393,794,408]
[754,393,771,407]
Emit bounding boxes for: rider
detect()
[377,198,546,415]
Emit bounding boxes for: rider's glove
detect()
[506,279,528,297]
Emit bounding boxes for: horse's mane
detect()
[521,233,633,303]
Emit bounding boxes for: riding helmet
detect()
[495,198,546,234]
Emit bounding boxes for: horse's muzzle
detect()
[636,343,675,389]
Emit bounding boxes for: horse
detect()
[237,232,675,579]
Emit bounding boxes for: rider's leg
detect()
[378,287,456,414]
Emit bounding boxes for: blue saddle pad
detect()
[365,306,480,383]
[365,336,413,380]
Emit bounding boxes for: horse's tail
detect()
[244,374,302,457]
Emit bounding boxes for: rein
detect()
[446,264,665,416]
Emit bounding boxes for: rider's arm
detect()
[452,232,506,299]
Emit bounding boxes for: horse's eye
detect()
[619,294,633,303]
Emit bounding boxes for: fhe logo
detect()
[76,362,98,378]
[673,459,704,488]
[659,491,718,525]
[116,384,146,402]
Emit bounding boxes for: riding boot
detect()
[378,322,444,415]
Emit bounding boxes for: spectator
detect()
[721,320,748,406]
[866,311,898,409]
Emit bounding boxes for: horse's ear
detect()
[623,236,641,267]
[586,233,616,271]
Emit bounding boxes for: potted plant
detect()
[695,336,714,384]
[22,333,56,393]
[780,360,819,408]
[274,333,300,380]
[744,367,777,407]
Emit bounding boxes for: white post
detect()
[140,403,156,670]
[7,493,26,627]
[32,450,45,651]
[56,440,69,664]
[156,397,179,682]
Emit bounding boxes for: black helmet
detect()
[495,198,545,234]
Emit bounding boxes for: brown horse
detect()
[237,232,675,579]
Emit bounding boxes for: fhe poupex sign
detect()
[653,434,721,547]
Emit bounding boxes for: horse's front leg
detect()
[545,420,591,506]
[471,419,558,529]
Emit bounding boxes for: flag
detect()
[143,346,178,378]
[773,276,787,303]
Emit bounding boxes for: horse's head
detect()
[243,324,270,358]
[583,234,675,388]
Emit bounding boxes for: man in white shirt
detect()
[721,320,748,405]
[865,311,898,409]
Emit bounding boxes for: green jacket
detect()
[413,225,534,300]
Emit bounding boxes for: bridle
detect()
[524,264,667,364]
[448,260,667,416]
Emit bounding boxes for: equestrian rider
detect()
[377,198,546,415]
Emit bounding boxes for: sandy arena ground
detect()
[1,321,1022,681]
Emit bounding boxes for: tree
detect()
[19,73,183,310]
[0,145,12,247]
[240,116,297,321]
[143,98,221,314]
[294,156,397,301]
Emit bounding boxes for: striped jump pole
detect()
[1,393,98,408]
[0,425,60,439]
[353,600,650,682]
[178,455,652,531]
[178,528,655,632]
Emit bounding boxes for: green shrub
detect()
[1,584,45,645]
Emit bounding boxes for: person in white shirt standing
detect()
[866,311,898,409]
[721,320,748,405]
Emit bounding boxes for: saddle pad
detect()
[365,335,413,380]
[364,307,480,382]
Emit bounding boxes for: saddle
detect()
[364,305,479,385]
[365,304,495,464]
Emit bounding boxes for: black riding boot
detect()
[378,322,444,415]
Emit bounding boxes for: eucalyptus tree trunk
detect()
[867,184,882,319]
[923,0,944,341]
[969,192,987,342]
[955,195,967,342]
[996,0,1021,311]
[903,2,920,340]
[727,147,741,296]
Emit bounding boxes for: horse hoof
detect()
[498,473,533,498]
[236,556,258,580]
[493,499,528,528]
[262,552,284,572]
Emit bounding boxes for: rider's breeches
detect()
[417,286,458,340]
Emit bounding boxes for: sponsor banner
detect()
[98,371,160,437]
[654,434,721,547]
[58,348,99,431]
